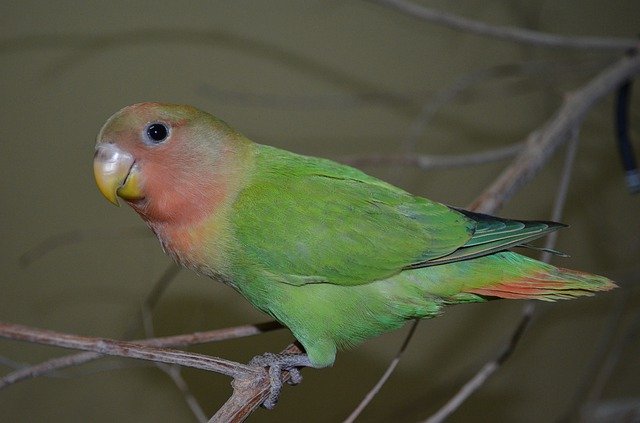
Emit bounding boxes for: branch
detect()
[340,142,524,170]
[470,54,640,213]
[19,226,151,267]
[368,0,638,51]
[423,305,534,423]
[0,30,418,118]
[343,320,420,423]
[210,343,304,423]
[0,322,260,379]
[0,321,282,389]
[140,266,207,423]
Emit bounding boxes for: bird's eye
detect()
[145,122,169,144]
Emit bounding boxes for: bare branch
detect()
[541,133,580,262]
[584,298,640,406]
[19,226,151,267]
[402,64,522,152]
[340,142,524,170]
[162,365,208,422]
[423,304,534,423]
[0,321,282,389]
[0,322,260,379]
[140,264,208,423]
[0,30,418,117]
[367,0,638,51]
[343,320,420,423]
[470,54,640,214]
[210,343,304,423]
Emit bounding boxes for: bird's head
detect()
[93,103,249,225]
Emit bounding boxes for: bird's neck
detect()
[134,138,255,277]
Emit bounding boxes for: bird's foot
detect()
[249,352,312,409]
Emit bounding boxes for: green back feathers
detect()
[230,144,571,288]
[230,145,474,286]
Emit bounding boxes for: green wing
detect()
[231,145,473,286]
[231,145,564,286]
[405,208,566,268]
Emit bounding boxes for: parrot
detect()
[93,102,616,408]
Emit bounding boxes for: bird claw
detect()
[249,352,311,409]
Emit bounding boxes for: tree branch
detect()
[423,304,534,423]
[0,322,261,379]
[367,0,638,51]
[340,142,524,170]
[470,54,640,213]
[210,343,304,423]
[343,320,420,423]
[0,321,282,389]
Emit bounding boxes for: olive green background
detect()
[1,1,639,422]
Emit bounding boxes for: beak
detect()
[93,143,143,206]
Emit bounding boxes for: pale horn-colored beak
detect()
[93,143,142,206]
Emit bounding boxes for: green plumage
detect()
[94,103,617,369]
[223,143,613,367]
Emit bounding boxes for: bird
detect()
[93,102,616,408]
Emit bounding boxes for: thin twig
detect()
[199,84,389,111]
[584,296,640,406]
[541,132,581,262]
[164,365,208,422]
[0,321,283,389]
[140,263,182,321]
[343,320,420,423]
[141,265,208,423]
[402,64,521,152]
[340,142,524,170]
[423,305,534,423]
[561,290,630,421]
[0,30,418,118]
[19,226,151,267]
[367,0,638,51]
[0,322,261,379]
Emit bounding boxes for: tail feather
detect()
[465,264,616,301]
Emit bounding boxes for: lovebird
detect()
[93,103,615,407]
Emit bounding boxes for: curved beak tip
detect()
[93,143,135,207]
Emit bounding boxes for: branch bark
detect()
[0,322,260,379]
[210,344,304,423]
[368,0,639,51]
[0,321,282,389]
[470,54,640,213]
[340,142,524,170]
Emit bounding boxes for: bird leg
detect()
[249,352,312,409]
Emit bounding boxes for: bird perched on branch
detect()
[93,103,615,408]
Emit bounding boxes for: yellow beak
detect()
[93,143,143,206]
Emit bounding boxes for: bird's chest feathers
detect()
[140,177,235,276]
[150,212,233,278]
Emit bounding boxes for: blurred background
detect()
[1,1,639,421]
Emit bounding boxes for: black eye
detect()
[145,123,169,143]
